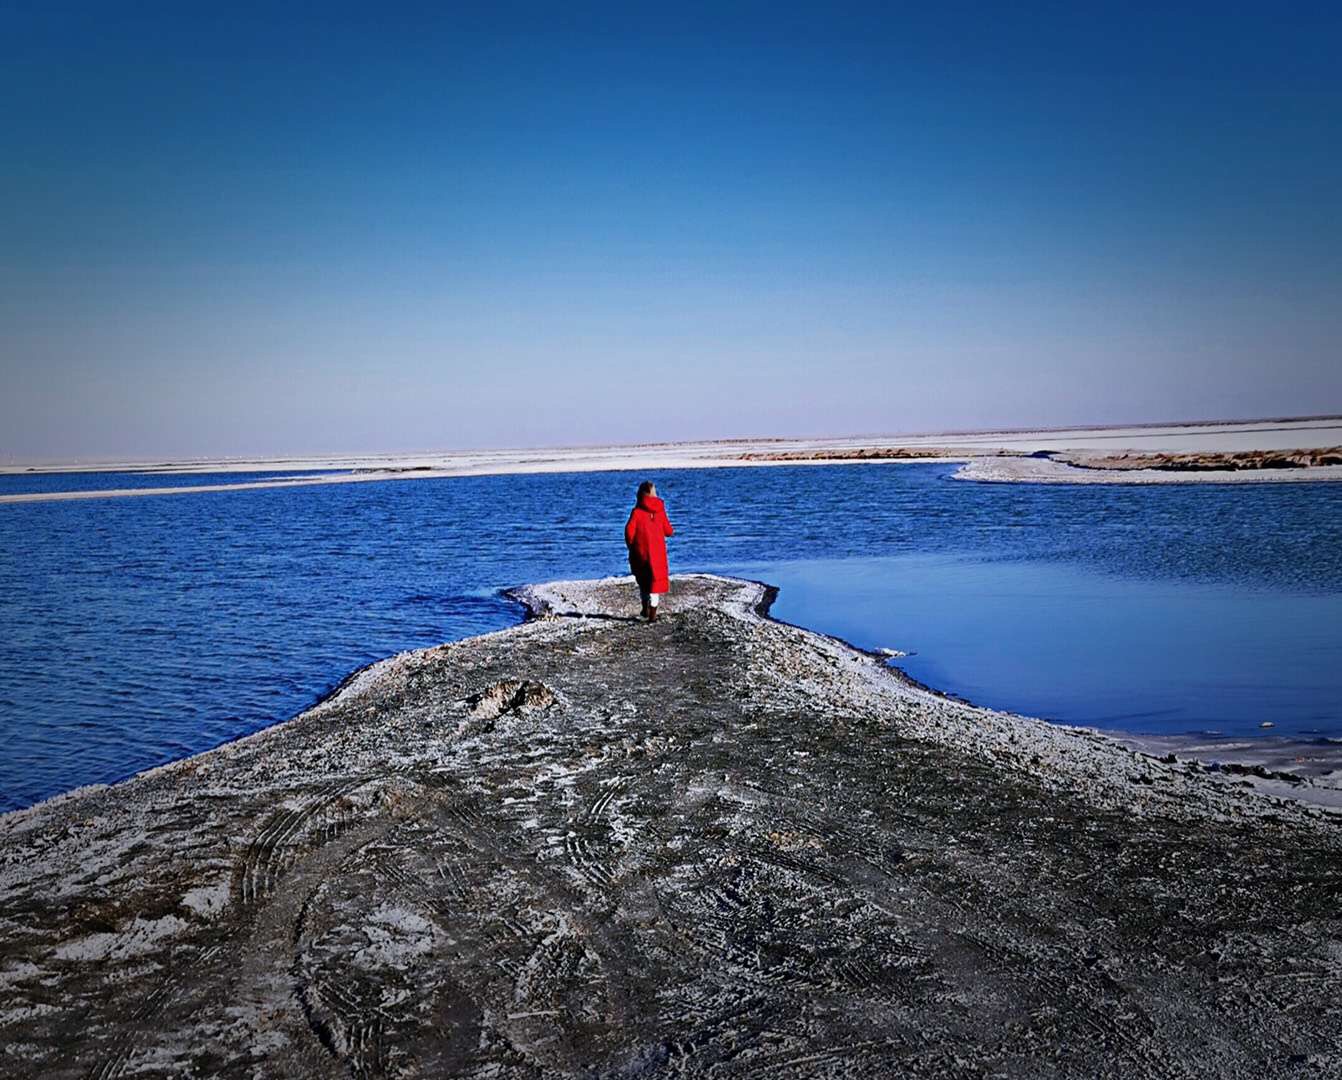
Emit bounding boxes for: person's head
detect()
[637,480,656,499]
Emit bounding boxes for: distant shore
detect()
[4,417,1342,503]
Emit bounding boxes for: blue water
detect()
[2,463,1340,813]
[735,555,1342,733]
[1,469,345,496]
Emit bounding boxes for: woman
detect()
[624,480,674,620]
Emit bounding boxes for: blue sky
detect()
[3,2,1339,459]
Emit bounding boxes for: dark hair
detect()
[637,480,655,496]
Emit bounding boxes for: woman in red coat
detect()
[624,480,674,620]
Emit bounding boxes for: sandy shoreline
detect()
[5,418,1342,502]
[2,573,1339,1076]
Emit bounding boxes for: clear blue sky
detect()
[3,2,1339,460]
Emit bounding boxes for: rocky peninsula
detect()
[2,575,1340,1078]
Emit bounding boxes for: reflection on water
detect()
[2,462,1340,812]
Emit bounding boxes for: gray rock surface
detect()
[2,574,1340,1078]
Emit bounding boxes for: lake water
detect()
[2,462,1340,813]
[1,468,344,496]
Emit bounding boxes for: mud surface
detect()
[2,574,1340,1078]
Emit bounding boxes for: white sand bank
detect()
[957,456,1342,484]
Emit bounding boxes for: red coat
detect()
[625,493,674,593]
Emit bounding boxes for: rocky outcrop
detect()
[1,574,1339,1078]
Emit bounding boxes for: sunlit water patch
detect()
[723,554,1342,736]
